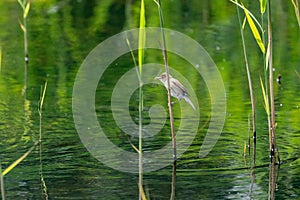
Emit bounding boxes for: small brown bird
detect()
[155,72,196,110]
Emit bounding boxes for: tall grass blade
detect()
[17,0,25,10]
[247,114,251,154]
[260,77,270,116]
[23,0,30,19]
[242,16,247,29]
[267,0,280,163]
[39,81,47,144]
[170,161,176,200]
[235,0,257,158]
[259,0,267,13]
[18,19,26,33]
[38,81,48,116]
[129,141,140,153]
[126,38,140,81]
[154,1,177,198]
[265,40,270,70]
[139,183,147,200]
[126,27,147,200]
[154,0,177,159]
[138,1,146,199]
[1,142,38,176]
[0,164,5,200]
[291,0,300,27]
[242,3,265,53]
[41,175,48,200]
[230,0,264,32]
[38,81,49,199]
[17,0,30,93]
[138,0,145,75]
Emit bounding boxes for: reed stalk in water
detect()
[38,81,49,199]
[232,0,280,163]
[154,1,177,199]
[17,0,30,93]
[235,0,257,163]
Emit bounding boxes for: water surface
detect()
[0,0,299,199]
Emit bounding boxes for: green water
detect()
[0,0,300,199]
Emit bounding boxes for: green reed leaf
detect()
[18,18,26,32]
[138,0,145,76]
[291,0,300,27]
[265,40,270,70]
[23,0,30,19]
[230,1,264,33]
[17,0,25,10]
[2,142,38,176]
[242,3,265,53]
[38,81,47,116]
[259,0,267,13]
[260,76,270,116]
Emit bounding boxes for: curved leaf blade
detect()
[243,4,265,53]
[2,142,38,176]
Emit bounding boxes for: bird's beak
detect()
[155,76,161,80]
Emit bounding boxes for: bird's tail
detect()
[184,96,196,110]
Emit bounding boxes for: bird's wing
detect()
[172,78,188,94]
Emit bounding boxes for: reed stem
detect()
[17,0,30,93]
[235,0,257,163]
[155,0,177,161]
[267,0,280,164]
[24,17,28,91]
[0,164,5,200]
[154,1,177,199]
[138,0,146,199]
[38,81,48,199]
[170,161,176,200]
[138,82,143,200]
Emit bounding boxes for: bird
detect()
[155,72,196,110]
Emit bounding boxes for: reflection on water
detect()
[0,0,299,199]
